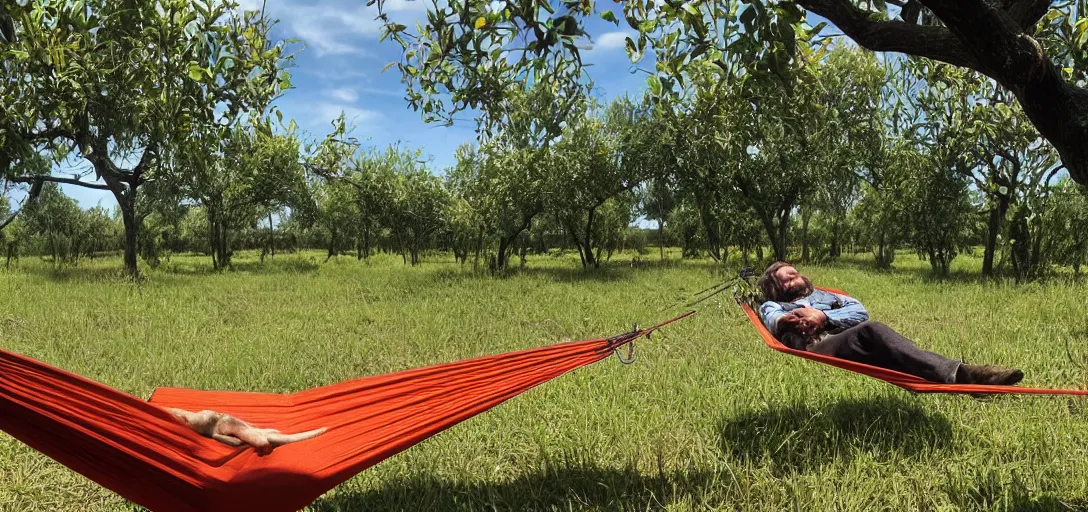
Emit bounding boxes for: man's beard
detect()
[781,281,808,302]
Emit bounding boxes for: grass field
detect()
[2,249,1088,511]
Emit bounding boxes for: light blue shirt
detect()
[759,289,869,336]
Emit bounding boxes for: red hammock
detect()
[742,287,1088,396]
[0,312,692,512]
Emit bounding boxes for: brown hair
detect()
[757,261,813,303]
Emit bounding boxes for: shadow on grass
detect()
[423,258,738,285]
[718,395,953,476]
[10,262,131,283]
[155,256,320,276]
[310,462,716,512]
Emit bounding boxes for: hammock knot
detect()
[608,324,639,364]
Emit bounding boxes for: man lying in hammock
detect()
[164,407,327,455]
[756,262,1024,386]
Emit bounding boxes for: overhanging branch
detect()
[795,0,983,73]
[918,0,1047,85]
[0,201,23,231]
[9,175,113,191]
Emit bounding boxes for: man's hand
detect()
[791,307,827,335]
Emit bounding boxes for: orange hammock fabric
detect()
[0,313,691,512]
[741,287,1088,396]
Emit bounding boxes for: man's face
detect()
[774,265,807,298]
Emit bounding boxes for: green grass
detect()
[2,249,1088,511]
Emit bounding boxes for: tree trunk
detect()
[801,208,811,263]
[658,220,666,261]
[497,236,509,271]
[495,219,532,271]
[583,206,598,269]
[326,228,337,262]
[220,223,232,269]
[698,203,723,262]
[756,209,789,263]
[268,212,275,260]
[119,196,139,278]
[209,217,232,270]
[982,197,1010,276]
[363,229,371,261]
[565,222,587,268]
[775,210,790,262]
[208,214,218,269]
[473,228,483,272]
[876,230,888,269]
[830,220,841,258]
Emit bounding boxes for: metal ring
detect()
[615,340,636,364]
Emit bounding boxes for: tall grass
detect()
[1,250,1087,511]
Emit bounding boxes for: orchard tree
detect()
[1044,179,1088,275]
[641,177,676,260]
[381,148,448,266]
[312,179,359,262]
[812,47,885,259]
[181,119,308,269]
[1,0,290,277]
[901,148,978,276]
[20,183,82,266]
[549,100,652,269]
[373,0,1088,190]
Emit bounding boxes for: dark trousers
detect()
[808,321,961,384]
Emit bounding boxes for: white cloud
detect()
[304,68,369,81]
[291,11,375,56]
[359,87,405,98]
[312,102,383,127]
[327,87,360,103]
[380,0,430,13]
[595,32,632,52]
[232,0,265,12]
[251,0,431,57]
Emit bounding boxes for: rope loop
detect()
[612,324,639,364]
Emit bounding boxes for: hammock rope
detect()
[741,286,1088,396]
[0,311,694,512]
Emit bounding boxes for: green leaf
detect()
[600,10,618,25]
[187,64,205,81]
[474,17,486,29]
[625,36,639,61]
[647,75,662,96]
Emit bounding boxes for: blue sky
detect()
[40,0,654,211]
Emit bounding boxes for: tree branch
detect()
[795,0,983,73]
[796,0,1088,187]
[132,141,159,182]
[8,175,113,190]
[918,0,1047,86]
[27,127,76,143]
[915,0,1088,186]
[1002,0,1052,30]
[0,197,25,231]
